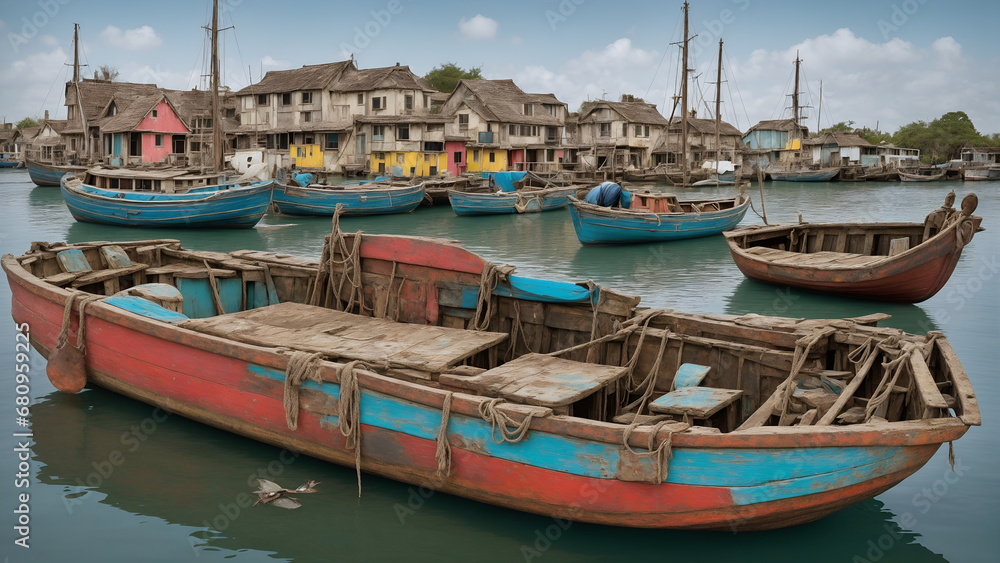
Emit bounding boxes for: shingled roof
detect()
[667,116,743,136]
[234,61,354,96]
[579,101,669,126]
[803,132,874,147]
[65,79,162,133]
[447,79,564,126]
[331,64,437,93]
[744,118,807,136]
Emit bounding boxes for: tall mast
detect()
[792,51,801,139]
[211,0,224,172]
[714,39,723,172]
[72,23,80,82]
[680,1,690,184]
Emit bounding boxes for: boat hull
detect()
[963,167,1000,181]
[768,169,840,182]
[448,187,575,216]
[3,257,967,531]
[569,196,750,245]
[26,159,88,187]
[725,218,977,302]
[60,176,274,228]
[273,183,425,216]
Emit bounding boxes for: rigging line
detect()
[770,66,794,121]
[646,14,683,101]
[723,50,752,132]
[38,40,72,118]
[224,6,252,91]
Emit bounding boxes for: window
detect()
[304,135,314,144]
[523,103,533,116]
[600,123,611,137]
[424,154,430,162]
[509,125,518,136]
[326,133,339,150]
[372,96,386,110]
[473,150,479,163]
[622,123,628,136]
[152,109,158,118]
[68,106,75,119]
[302,92,312,104]
[397,125,409,140]
[258,94,268,105]
[489,151,495,163]
[545,104,558,117]
[424,94,430,108]
[423,141,443,152]
[459,114,469,129]
[372,125,385,141]
[302,111,311,122]
[281,93,291,105]
[376,152,385,160]
[453,152,462,163]
[154,134,164,147]
[644,125,650,137]
[357,93,364,105]
[405,95,413,110]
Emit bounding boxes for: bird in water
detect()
[253,479,321,509]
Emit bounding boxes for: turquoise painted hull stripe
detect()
[249,364,908,500]
[273,183,424,216]
[569,199,750,244]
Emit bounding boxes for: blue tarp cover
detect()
[482,171,528,193]
[585,182,631,208]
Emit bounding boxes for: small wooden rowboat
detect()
[3,213,978,530]
[272,181,425,216]
[724,192,982,302]
[448,186,578,216]
[568,192,751,245]
[25,158,88,187]
[899,170,946,182]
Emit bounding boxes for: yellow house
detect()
[370,151,448,176]
[290,144,323,168]
[466,148,507,173]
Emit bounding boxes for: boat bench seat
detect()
[649,387,742,422]
[51,247,149,293]
[145,263,238,282]
[439,353,629,410]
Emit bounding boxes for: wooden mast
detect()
[210,0,224,173]
[713,39,723,176]
[680,1,690,185]
[72,24,80,83]
[791,51,801,139]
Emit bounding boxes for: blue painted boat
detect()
[60,174,274,228]
[568,192,751,245]
[448,186,577,216]
[25,159,89,186]
[0,153,21,168]
[767,167,840,182]
[272,181,425,216]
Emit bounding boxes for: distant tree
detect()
[93,65,120,81]
[856,127,892,146]
[15,117,38,129]
[891,111,983,164]
[424,63,482,93]
[819,121,856,134]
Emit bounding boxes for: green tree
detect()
[819,121,855,134]
[16,117,39,129]
[423,63,482,93]
[891,111,985,164]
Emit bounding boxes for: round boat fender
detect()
[46,341,87,393]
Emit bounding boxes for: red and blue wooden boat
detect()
[2,224,978,530]
[725,192,982,303]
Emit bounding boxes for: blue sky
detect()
[2,0,998,135]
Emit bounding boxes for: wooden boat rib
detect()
[3,220,978,531]
[273,181,425,216]
[568,192,751,245]
[447,185,578,216]
[60,174,274,229]
[724,192,982,302]
[25,158,89,187]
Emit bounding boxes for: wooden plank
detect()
[888,237,910,257]
[100,245,134,269]
[816,345,883,425]
[71,264,148,287]
[649,387,741,419]
[909,348,949,410]
[57,248,92,273]
[936,338,980,425]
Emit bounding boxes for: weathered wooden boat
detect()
[899,170,946,182]
[962,165,1000,181]
[3,214,979,530]
[272,181,425,216]
[448,185,577,215]
[568,191,751,245]
[60,172,274,229]
[25,158,89,187]
[0,152,22,168]
[767,167,840,182]
[724,192,982,303]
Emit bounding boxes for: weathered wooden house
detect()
[63,79,162,162]
[438,79,567,175]
[23,119,71,164]
[654,114,745,169]
[803,133,875,168]
[1,123,19,158]
[575,97,669,172]
[11,126,40,161]
[959,146,1000,166]
[874,143,920,167]
[742,118,808,170]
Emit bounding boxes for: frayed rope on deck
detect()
[478,398,534,444]
[283,351,325,431]
[621,420,675,484]
[436,392,453,479]
[56,293,104,354]
[338,360,367,497]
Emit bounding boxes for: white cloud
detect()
[0,48,70,121]
[100,25,163,51]
[41,35,59,47]
[261,55,289,68]
[458,15,498,40]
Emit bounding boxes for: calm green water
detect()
[0,169,996,562]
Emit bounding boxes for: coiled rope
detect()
[621,420,675,484]
[478,398,534,444]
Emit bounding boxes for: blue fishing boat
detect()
[448,186,577,216]
[767,167,840,182]
[0,152,21,168]
[25,158,88,186]
[60,173,274,228]
[273,181,425,216]
[568,184,751,245]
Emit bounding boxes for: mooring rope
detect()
[282,351,325,431]
[471,262,513,331]
[478,398,534,444]
[338,360,367,497]
[778,327,836,420]
[621,420,675,484]
[435,392,453,479]
[55,293,104,354]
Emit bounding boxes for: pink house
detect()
[101,94,191,165]
[445,140,467,176]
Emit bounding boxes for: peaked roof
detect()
[579,100,669,126]
[100,94,177,133]
[66,79,163,133]
[667,116,743,136]
[744,118,807,136]
[448,79,564,126]
[331,64,436,93]
[234,60,354,95]
[803,132,873,147]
